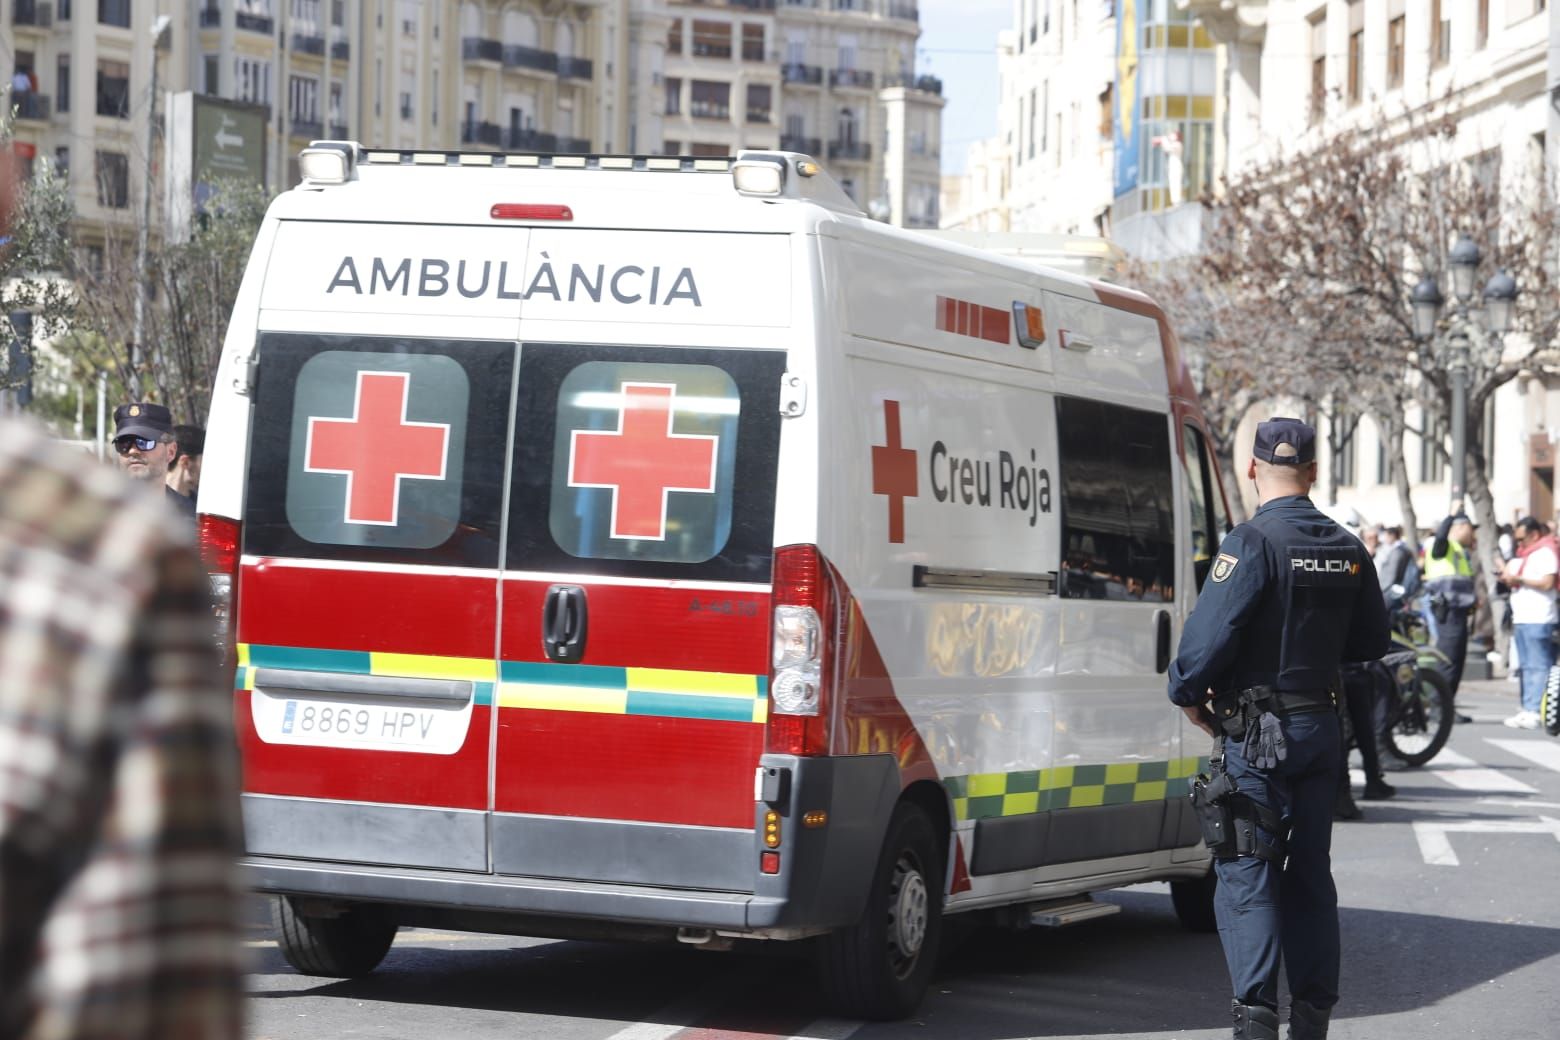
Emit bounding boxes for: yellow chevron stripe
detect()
[237,643,251,668]
[626,667,760,697]
[371,652,496,682]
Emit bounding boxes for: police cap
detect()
[113,402,174,442]
[1253,416,1316,466]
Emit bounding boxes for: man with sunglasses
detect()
[113,402,195,517]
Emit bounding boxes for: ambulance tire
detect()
[1170,868,1218,933]
[274,896,398,978]
[816,803,943,1020]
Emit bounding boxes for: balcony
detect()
[503,44,558,74]
[828,140,871,161]
[290,119,324,140]
[557,135,590,153]
[746,107,772,124]
[692,42,732,59]
[464,37,503,63]
[507,128,559,152]
[830,0,862,10]
[557,56,593,80]
[781,62,822,86]
[689,100,730,120]
[884,73,942,95]
[886,1,919,19]
[779,134,821,155]
[461,121,503,147]
[13,0,53,27]
[236,12,273,34]
[729,0,777,9]
[332,40,351,60]
[830,68,874,90]
[742,43,766,61]
[291,32,326,56]
[13,93,51,121]
[198,6,220,28]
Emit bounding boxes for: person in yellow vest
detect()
[1425,506,1477,722]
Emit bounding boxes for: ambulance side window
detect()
[1055,398,1175,602]
[1184,423,1226,592]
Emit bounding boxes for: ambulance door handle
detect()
[543,584,589,664]
[1154,609,1172,674]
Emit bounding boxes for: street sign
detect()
[165,92,269,242]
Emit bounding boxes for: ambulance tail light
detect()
[768,544,836,757]
[198,514,241,661]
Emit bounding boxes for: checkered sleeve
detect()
[24,540,245,1040]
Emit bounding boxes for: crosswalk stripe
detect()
[1486,738,1560,774]
[1421,747,1537,793]
[785,1019,862,1040]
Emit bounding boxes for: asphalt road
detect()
[244,678,1560,1039]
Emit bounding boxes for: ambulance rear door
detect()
[490,227,792,893]
[235,220,524,873]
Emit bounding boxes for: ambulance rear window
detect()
[242,333,514,568]
[506,343,786,584]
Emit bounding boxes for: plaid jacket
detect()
[0,421,243,1040]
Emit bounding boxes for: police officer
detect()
[1169,417,1389,1040]
[112,402,196,519]
[1425,505,1477,719]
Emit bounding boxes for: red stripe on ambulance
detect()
[935,294,1010,346]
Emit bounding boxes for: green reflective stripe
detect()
[625,690,755,722]
[947,756,1212,821]
[246,644,372,674]
[500,660,628,688]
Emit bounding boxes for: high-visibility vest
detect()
[1425,539,1473,579]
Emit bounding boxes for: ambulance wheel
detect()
[816,803,943,1020]
[274,896,397,978]
[1170,868,1218,933]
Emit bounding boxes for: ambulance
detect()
[199,144,1236,1020]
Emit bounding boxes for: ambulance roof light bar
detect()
[298,141,361,186]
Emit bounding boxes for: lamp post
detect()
[131,14,173,395]
[1410,232,1518,509]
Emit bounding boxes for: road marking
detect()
[1480,798,1560,810]
[1412,815,1560,866]
[1486,738,1560,774]
[1422,747,1537,793]
[601,976,739,1040]
[785,1020,862,1040]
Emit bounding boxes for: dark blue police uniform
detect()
[1169,418,1389,1040]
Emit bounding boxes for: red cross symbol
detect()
[569,382,719,541]
[304,370,450,526]
[871,399,918,544]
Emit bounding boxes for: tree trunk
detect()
[1379,409,1419,539]
[1464,429,1508,657]
[1217,451,1248,524]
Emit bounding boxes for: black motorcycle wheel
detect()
[1384,666,1453,767]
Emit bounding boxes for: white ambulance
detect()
[199,144,1236,1020]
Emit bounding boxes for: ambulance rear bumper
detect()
[243,856,792,930]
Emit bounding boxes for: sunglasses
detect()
[113,435,162,455]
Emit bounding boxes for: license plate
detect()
[250,688,472,755]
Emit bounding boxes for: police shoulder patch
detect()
[1211,553,1240,583]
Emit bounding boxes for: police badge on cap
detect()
[1253,416,1316,466]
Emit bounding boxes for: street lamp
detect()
[1410,233,1518,508]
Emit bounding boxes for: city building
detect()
[2,0,942,264]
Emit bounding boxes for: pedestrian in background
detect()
[1374,525,1419,607]
[112,402,195,518]
[168,422,205,507]
[1169,417,1389,1040]
[1424,506,1478,722]
[0,419,243,1039]
[1500,516,1557,730]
